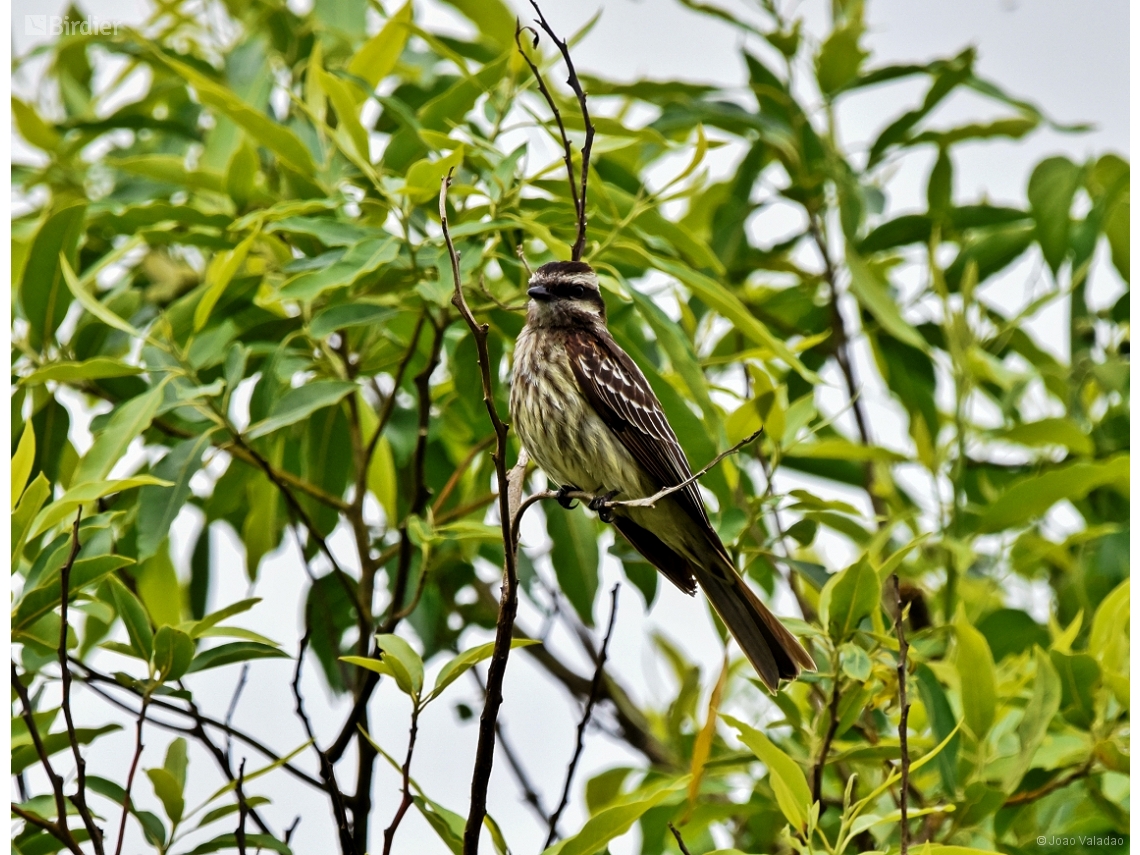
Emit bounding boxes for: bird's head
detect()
[525,260,606,328]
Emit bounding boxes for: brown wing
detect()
[565,330,713,533]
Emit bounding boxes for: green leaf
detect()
[404,146,465,203]
[245,381,357,440]
[309,304,396,339]
[990,417,1093,456]
[20,198,86,349]
[411,794,464,855]
[838,642,872,681]
[155,51,317,177]
[542,776,690,855]
[1028,155,1082,274]
[71,382,169,486]
[12,421,35,510]
[367,433,399,524]
[195,231,258,331]
[1049,649,1100,727]
[187,641,289,673]
[187,598,262,638]
[279,237,399,301]
[546,508,600,627]
[21,358,145,386]
[955,611,997,739]
[914,663,960,793]
[429,639,541,701]
[165,738,188,790]
[348,2,414,91]
[137,432,217,561]
[12,724,121,775]
[819,560,880,641]
[12,473,51,564]
[12,96,62,150]
[846,251,928,350]
[146,767,185,825]
[13,555,134,631]
[110,577,155,661]
[640,252,818,382]
[722,713,812,827]
[816,23,868,96]
[184,833,291,855]
[1003,647,1060,792]
[437,0,516,49]
[977,453,1129,532]
[153,626,196,682]
[60,254,157,346]
[342,633,425,700]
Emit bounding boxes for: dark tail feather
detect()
[694,559,815,692]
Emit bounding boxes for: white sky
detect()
[10,1,1129,854]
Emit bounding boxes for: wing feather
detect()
[566,332,712,530]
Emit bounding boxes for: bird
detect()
[510,259,815,691]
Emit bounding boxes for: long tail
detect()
[693,557,815,692]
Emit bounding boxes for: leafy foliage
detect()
[11,0,1128,854]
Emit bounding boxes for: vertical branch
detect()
[892,574,912,855]
[811,658,842,805]
[668,822,694,855]
[381,702,421,855]
[235,759,248,855]
[528,1,594,261]
[808,215,886,517]
[11,663,85,855]
[517,2,596,261]
[544,584,620,847]
[114,694,151,855]
[441,172,525,855]
[58,510,106,853]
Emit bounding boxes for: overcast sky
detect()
[11,1,1129,853]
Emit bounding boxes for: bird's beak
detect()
[527,284,552,301]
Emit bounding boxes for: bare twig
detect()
[291,624,357,854]
[811,656,842,805]
[1003,762,1092,806]
[527,1,595,260]
[381,701,422,855]
[442,171,527,855]
[11,663,84,855]
[114,694,150,855]
[58,510,106,853]
[235,759,248,855]
[545,584,620,847]
[669,822,694,855]
[892,574,911,855]
[512,427,764,544]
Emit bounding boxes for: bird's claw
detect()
[588,489,620,524]
[556,485,579,510]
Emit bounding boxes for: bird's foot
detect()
[556,485,580,510]
[588,489,621,523]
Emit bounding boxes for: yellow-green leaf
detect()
[12,421,35,510]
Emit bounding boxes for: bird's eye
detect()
[566,285,585,299]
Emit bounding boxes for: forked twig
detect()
[544,584,620,846]
[892,574,912,855]
[516,2,595,260]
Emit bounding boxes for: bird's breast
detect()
[510,328,652,499]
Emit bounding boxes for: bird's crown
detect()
[528,260,599,294]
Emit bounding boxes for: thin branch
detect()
[381,702,421,855]
[11,803,80,850]
[432,434,496,515]
[515,18,580,244]
[291,623,357,855]
[512,428,764,544]
[58,509,106,853]
[1003,762,1092,806]
[235,759,248,855]
[11,663,84,855]
[668,822,694,855]
[892,574,911,855]
[113,694,150,855]
[442,171,526,855]
[528,0,595,260]
[469,667,550,825]
[545,584,620,847]
[808,215,886,517]
[811,657,842,805]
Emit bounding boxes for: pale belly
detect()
[510,331,656,501]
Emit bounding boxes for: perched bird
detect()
[510,260,814,691]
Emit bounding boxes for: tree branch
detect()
[812,657,842,806]
[441,171,527,855]
[892,574,911,855]
[526,0,595,260]
[381,702,421,855]
[58,510,106,853]
[545,584,620,847]
[113,694,150,855]
[11,663,84,855]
